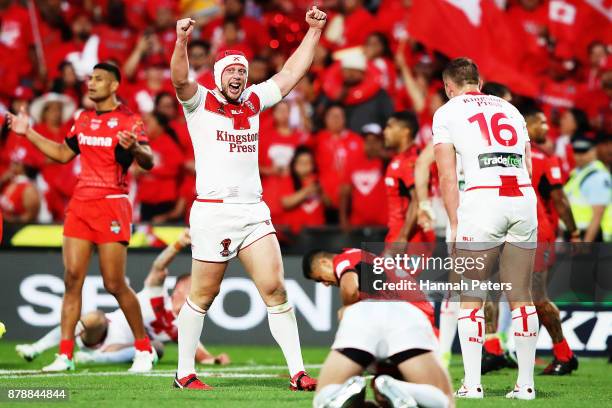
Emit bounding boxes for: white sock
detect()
[457,308,484,387]
[512,306,538,387]
[177,298,206,378]
[32,325,62,353]
[267,302,305,376]
[438,295,459,357]
[389,378,450,408]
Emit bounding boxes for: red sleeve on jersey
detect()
[398,155,416,190]
[332,249,363,280]
[64,112,84,155]
[545,155,563,187]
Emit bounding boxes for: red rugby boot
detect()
[290,371,317,391]
[173,374,213,390]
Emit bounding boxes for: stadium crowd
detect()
[0,0,610,237]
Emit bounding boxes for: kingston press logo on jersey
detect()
[478,152,523,169]
[216,130,258,153]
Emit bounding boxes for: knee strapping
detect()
[267,301,292,314]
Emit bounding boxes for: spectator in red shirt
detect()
[277,146,325,233]
[50,62,85,108]
[364,32,398,104]
[29,93,78,221]
[211,18,254,61]
[0,87,35,178]
[259,101,308,179]
[96,0,137,64]
[151,2,178,63]
[188,40,214,89]
[581,41,608,91]
[322,0,375,51]
[200,0,270,55]
[0,0,33,78]
[154,92,196,225]
[322,48,393,132]
[47,14,100,82]
[506,0,550,78]
[136,112,185,223]
[311,104,365,216]
[123,55,173,114]
[555,108,591,178]
[0,160,40,223]
[339,123,388,231]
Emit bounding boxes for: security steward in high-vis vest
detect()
[563,137,612,242]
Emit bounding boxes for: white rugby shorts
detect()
[332,302,438,358]
[189,200,276,262]
[456,187,537,250]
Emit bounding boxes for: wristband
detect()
[173,241,184,252]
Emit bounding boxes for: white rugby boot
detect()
[15,344,40,362]
[373,375,418,408]
[506,383,536,400]
[312,376,366,408]
[42,354,75,372]
[455,382,484,399]
[128,347,158,373]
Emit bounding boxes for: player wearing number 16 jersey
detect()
[433,58,539,401]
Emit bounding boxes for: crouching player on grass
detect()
[16,229,230,367]
[303,249,454,408]
[170,6,327,391]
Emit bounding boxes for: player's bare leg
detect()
[373,352,454,408]
[313,351,366,408]
[455,245,500,398]
[239,234,315,390]
[499,243,538,400]
[533,269,577,375]
[482,294,509,374]
[98,242,155,372]
[42,237,93,372]
[175,259,226,389]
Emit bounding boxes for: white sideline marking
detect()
[0,364,322,380]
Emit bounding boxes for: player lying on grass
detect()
[16,229,230,367]
[303,248,453,408]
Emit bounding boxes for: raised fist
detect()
[176,18,195,40]
[305,6,327,30]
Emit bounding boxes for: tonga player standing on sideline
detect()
[6,62,157,373]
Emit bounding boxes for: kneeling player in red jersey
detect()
[7,63,156,372]
[304,248,453,408]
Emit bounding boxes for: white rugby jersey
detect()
[180,81,282,203]
[432,92,530,191]
[105,286,177,343]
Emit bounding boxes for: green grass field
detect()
[0,341,609,407]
